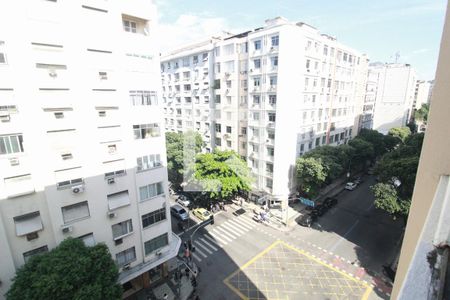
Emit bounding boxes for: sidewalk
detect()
[133,257,196,300]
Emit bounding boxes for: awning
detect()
[14,212,43,236]
[108,191,130,210]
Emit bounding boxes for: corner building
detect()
[0,1,180,298]
[161,17,367,202]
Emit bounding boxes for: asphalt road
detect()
[168,176,402,299]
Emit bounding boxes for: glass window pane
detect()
[10,136,19,153]
[0,138,6,154]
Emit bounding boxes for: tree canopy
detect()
[7,238,122,300]
[296,157,327,198]
[414,103,429,122]
[388,126,411,143]
[191,150,253,203]
[166,131,204,189]
[372,132,424,220]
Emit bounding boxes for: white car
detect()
[345,182,357,191]
[176,195,191,208]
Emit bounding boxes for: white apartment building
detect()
[161,17,367,202]
[0,1,180,298]
[413,80,432,110]
[361,63,417,134]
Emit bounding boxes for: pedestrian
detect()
[210,203,214,212]
[215,203,219,211]
[184,241,187,249]
[185,267,189,277]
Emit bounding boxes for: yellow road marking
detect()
[224,240,373,300]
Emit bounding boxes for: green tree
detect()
[357,129,388,158]
[388,126,411,143]
[414,103,429,122]
[303,145,349,182]
[191,150,252,204]
[296,157,327,198]
[371,183,410,219]
[166,131,203,189]
[348,138,374,169]
[7,238,122,300]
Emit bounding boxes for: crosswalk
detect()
[189,214,257,262]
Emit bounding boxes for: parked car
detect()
[312,204,327,217]
[191,208,211,221]
[298,213,317,227]
[323,197,338,208]
[170,204,189,221]
[176,195,191,208]
[345,182,357,191]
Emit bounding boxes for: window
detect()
[316,137,320,146]
[268,113,276,122]
[116,247,136,266]
[182,57,190,67]
[253,95,260,104]
[323,45,328,56]
[272,56,278,67]
[306,59,310,69]
[193,55,198,64]
[61,153,73,160]
[98,111,106,117]
[269,95,277,105]
[300,144,304,152]
[268,131,275,139]
[254,77,261,87]
[270,76,277,86]
[185,97,192,103]
[253,112,260,121]
[266,163,273,173]
[139,182,164,201]
[271,35,279,46]
[78,233,95,247]
[54,112,64,119]
[105,169,126,178]
[226,126,232,134]
[254,40,261,50]
[214,46,221,57]
[241,127,247,135]
[266,178,273,188]
[144,233,169,255]
[226,96,232,104]
[202,53,208,61]
[215,123,221,133]
[137,154,161,171]
[267,147,274,156]
[108,191,130,210]
[23,246,48,263]
[254,59,261,69]
[130,91,158,106]
[322,136,327,144]
[133,123,160,139]
[184,84,191,91]
[183,71,190,79]
[0,41,7,64]
[112,219,133,240]
[56,171,83,189]
[14,211,43,237]
[123,20,137,33]
[215,138,221,146]
[62,201,90,224]
[215,95,221,103]
[252,144,258,153]
[142,208,166,229]
[0,134,24,155]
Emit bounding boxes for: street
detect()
[169,175,403,299]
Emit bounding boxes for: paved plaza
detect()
[224,240,372,300]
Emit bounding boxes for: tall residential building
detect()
[0,1,180,298]
[413,80,432,110]
[392,5,450,298]
[360,63,417,134]
[161,17,367,202]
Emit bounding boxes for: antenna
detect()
[394,51,400,63]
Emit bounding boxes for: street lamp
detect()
[392,177,401,188]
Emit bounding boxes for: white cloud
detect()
[157,13,241,52]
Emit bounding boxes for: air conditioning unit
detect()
[61,225,73,234]
[48,70,57,78]
[9,157,19,166]
[0,112,10,122]
[266,139,271,143]
[122,263,131,270]
[71,185,85,194]
[115,238,123,246]
[107,178,115,184]
[155,250,162,256]
[108,212,117,218]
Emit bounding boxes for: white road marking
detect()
[211,229,233,242]
[192,253,202,262]
[222,222,246,235]
[204,234,226,247]
[194,240,213,254]
[229,219,253,230]
[199,237,218,251]
[193,245,207,258]
[215,226,238,239]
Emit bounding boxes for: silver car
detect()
[170,204,189,221]
[345,182,357,191]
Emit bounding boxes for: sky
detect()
[155,0,447,80]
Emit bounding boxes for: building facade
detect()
[161,17,367,202]
[0,1,180,298]
[413,80,431,110]
[360,63,417,134]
